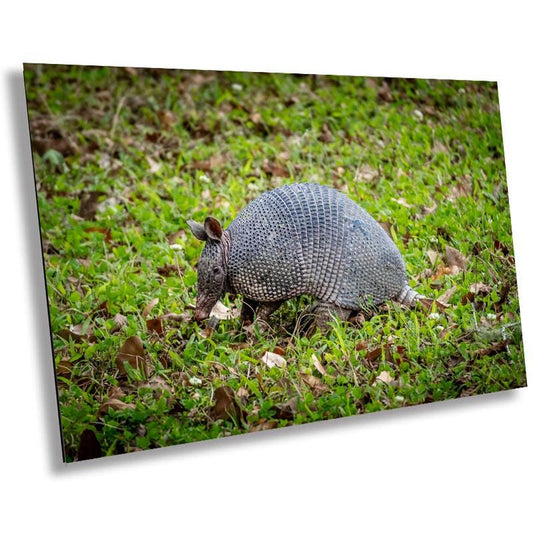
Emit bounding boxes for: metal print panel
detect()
[23,64,526,462]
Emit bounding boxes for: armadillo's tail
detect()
[395,285,424,307]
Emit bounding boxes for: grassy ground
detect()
[24,64,526,462]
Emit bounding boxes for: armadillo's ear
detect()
[204,217,223,241]
[187,219,208,241]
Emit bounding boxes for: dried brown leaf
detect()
[98,398,135,416]
[318,123,334,143]
[58,322,95,342]
[110,313,128,334]
[84,227,112,242]
[146,318,164,335]
[261,159,290,178]
[311,354,326,376]
[157,264,182,277]
[300,372,328,393]
[250,419,278,432]
[392,197,413,209]
[79,191,103,220]
[473,340,510,358]
[449,175,472,200]
[190,153,226,171]
[210,386,245,423]
[141,298,159,318]
[56,359,73,378]
[438,286,457,305]
[427,250,439,267]
[446,246,467,271]
[210,301,239,320]
[116,335,146,376]
[355,164,379,182]
[261,351,287,369]
[375,370,394,384]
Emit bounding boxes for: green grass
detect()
[24,64,526,461]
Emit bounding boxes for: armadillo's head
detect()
[187,217,228,322]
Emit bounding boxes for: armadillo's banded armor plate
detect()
[226,183,407,310]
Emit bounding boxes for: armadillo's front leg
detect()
[240,298,259,325]
[255,300,284,328]
[243,300,284,337]
[311,301,351,334]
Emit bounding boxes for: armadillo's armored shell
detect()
[226,183,408,310]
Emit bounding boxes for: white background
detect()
[1,1,531,531]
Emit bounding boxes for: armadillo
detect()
[187,183,420,330]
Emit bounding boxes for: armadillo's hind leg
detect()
[306,301,351,335]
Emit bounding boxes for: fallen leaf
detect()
[146,318,164,335]
[145,375,173,396]
[84,227,112,242]
[365,346,383,361]
[250,419,278,432]
[190,153,226,171]
[58,322,95,342]
[77,429,102,461]
[261,351,287,369]
[249,112,262,124]
[141,298,159,318]
[272,397,298,420]
[427,250,439,267]
[318,123,334,143]
[210,386,245,423]
[446,246,467,271]
[159,312,187,322]
[157,264,182,277]
[392,197,413,208]
[98,398,135,416]
[418,297,450,312]
[461,282,492,304]
[110,313,128,334]
[56,359,73,378]
[272,346,286,356]
[261,159,290,178]
[355,164,379,182]
[355,340,368,351]
[311,354,327,376]
[210,301,239,320]
[419,202,438,217]
[437,286,457,305]
[236,386,249,402]
[375,370,394,384]
[146,156,162,174]
[116,335,146,376]
[473,340,510,358]
[79,191,103,220]
[432,140,449,155]
[449,175,472,200]
[300,372,328,393]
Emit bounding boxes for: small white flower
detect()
[189,377,202,386]
[429,312,440,320]
[413,109,424,121]
[486,313,497,320]
[198,174,210,183]
[170,243,183,251]
[231,83,243,91]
